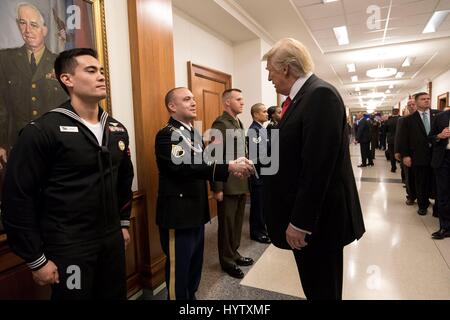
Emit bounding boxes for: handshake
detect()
[228,157,256,179]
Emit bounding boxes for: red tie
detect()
[280,97,292,119]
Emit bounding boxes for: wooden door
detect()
[188,62,231,217]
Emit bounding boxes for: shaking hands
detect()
[228,157,255,179]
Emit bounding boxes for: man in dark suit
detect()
[211,89,254,279]
[262,38,365,300]
[155,87,253,299]
[429,109,450,239]
[248,103,271,244]
[0,3,67,153]
[385,108,401,172]
[395,100,417,205]
[356,113,372,167]
[398,92,439,215]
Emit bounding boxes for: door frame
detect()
[187,62,232,94]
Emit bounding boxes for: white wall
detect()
[260,40,277,108]
[233,39,261,128]
[173,9,234,87]
[432,69,450,109]
[104,0,138,191]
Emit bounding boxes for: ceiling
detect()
[172,0,450,112]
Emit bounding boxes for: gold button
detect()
[31,83,36,89]
[31,96,37,102]
[32,110,38,116]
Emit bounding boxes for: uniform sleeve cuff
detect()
[121,220,130,228]
[27,254,48,271]
[289,223,312,235]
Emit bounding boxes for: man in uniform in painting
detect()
[0,2,67,155]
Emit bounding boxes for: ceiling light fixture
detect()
[355,86,360,92]
[389,84,394,89]
[333,26,349,46]
[386,89,391,94]
[401,57,414,67]
[395,72,405,79]
[366,65,398,78]
[423,10,450,33]
[351,75,358,82]
[347,63,356,73]
[322,0,339,3]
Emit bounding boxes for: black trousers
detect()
[48,230,126,300]
[360,143,371,165]
[159,226,204,300]
[434,151,450,229]
[293,246,343,300]
[388,143,397,170]
[217,194,247,269]
[413,165,433,210]
[404,165,416,200]
[249,182,267,238]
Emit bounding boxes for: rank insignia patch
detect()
[252,136,262,144]
[171,145,185,158]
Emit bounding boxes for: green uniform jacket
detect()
[0,46,68,149]
[211,111,249,195]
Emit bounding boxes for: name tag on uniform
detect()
[60,126,79,132]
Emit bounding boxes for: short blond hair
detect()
[262,38,314,78]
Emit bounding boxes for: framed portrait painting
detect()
[0,0,110,235]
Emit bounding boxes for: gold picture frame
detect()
[437,92,449,111]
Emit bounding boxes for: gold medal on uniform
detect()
[118,140,126,151]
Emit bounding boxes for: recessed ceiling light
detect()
[351,75,358,82]
[402,57,415,67]
[347,63,356,73]
[322,0,339,3]
[355,86,360,92]
[333,26,349,46]
[389,84,394,89]
[386,89,391,94]
[395,72,404,79]
[366,67,397,78]
[423,10,450,33]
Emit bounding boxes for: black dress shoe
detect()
[417,208,427,216]
[391,168,396,173]
[357,164,367,167]
[432,228,450,240]
[235,256,254,266]
[223,265,244,279]
[405,199,415,206]
[251,235,271,244]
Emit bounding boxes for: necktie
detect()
[280,97,292,119]
[422,112,430,135]
[30,52,37,75]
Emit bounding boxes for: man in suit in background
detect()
[429,109,450,239]
[399,93,439,216]
[262,38,365,300]
[356,113,373,167]
[385,108,401,172]
[211,89,254,279]
[395,99,417,205]
[0,2,67,154]
[248,103,271,244]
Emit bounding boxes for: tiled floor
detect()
[146,146,450,300]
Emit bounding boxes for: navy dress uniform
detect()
[0,46,68,149]
[247,120,270,242]
[155,117,230,300]
[2,101,134,299]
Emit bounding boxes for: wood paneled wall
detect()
[127,0,175,289]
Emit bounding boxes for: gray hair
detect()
[17,2,46,26]
[262,38,314,78]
